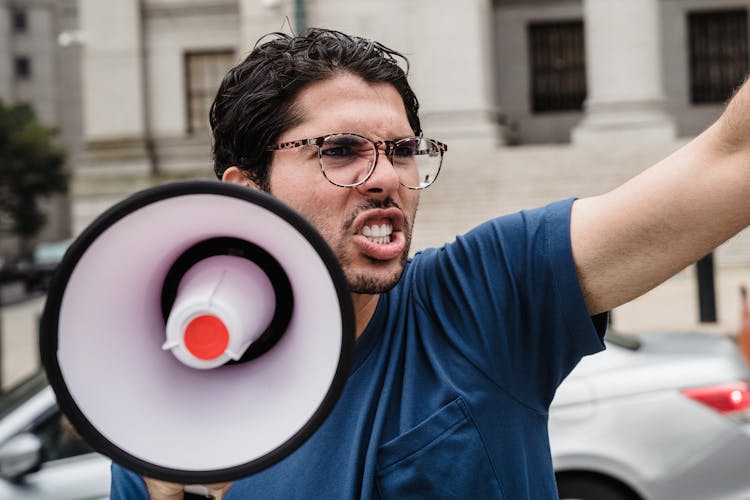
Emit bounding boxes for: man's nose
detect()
[355,151,400,197]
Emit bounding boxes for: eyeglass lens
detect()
[319,134,442,189]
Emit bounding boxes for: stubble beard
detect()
[342,247,410,294]
[334,198,415,295]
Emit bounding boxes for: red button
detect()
[183,315,230,360]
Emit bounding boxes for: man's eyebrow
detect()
[324,131,417,141]
[389,134,420,143]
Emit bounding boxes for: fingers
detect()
[144,477,185,500]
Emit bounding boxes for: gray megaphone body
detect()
[39,181,354,484]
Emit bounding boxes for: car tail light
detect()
[681,381,750,415]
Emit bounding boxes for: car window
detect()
[32,240,71,266]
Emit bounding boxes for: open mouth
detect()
[351,207,407,261]
[361,223,393,244]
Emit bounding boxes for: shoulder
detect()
[409,198,577,275]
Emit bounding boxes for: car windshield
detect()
[33,241,71,265]
[0,371,49,420]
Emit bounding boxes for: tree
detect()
[0,101,68,251]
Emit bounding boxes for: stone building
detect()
[72,0,748,248]
[14,0,750,328]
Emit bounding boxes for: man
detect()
[111,27,750,499]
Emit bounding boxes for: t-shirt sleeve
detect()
[110,461,149,499]
[411,198,604,411]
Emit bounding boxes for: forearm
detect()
[571,84,750,315]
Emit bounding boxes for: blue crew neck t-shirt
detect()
[110,198,605,499]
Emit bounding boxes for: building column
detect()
[572,0,675,145]
[411,0,502,149]
[78,0,149,174]
[73,0,152,234]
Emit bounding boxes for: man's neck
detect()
[352,293,380,340]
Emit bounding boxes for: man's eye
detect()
[394,139,420,158]
[321,146,355,157]
[394,146,416,158]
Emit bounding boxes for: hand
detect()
[143,477,183,499]
[144,477,233,499]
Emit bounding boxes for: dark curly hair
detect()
[209,28,421,190]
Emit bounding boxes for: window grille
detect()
[689,9,748,104]
[11,9,27,33]
[528,20,587,113]
[185,51,235,134]
[14,57,31,79]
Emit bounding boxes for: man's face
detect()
[265,73,420,294]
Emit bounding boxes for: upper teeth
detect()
[362,224,393,237]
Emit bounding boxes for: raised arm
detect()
[571,76,750,316]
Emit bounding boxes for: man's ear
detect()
[222,166,258,189]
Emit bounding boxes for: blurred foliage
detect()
[0,101,67,248]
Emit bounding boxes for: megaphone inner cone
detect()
[161,237,295,366]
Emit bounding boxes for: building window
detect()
[14,57,31,79]
[689,9,748,104]
[11,9,27,33]
[185,50,235,134]
[528,20,587,113]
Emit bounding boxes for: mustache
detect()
[342,197,406,231]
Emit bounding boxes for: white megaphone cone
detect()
[163,255,276,369]
[39,181,355,484]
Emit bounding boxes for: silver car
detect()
[0,371,109,499]
[551,330,750,500]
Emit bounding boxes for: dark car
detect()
[22,240,71,293]
[0,257,12,283]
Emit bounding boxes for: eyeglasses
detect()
[267,132,447,190]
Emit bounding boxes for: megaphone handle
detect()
[184,489,216,499]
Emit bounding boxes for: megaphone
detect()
[39,180,355,484]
